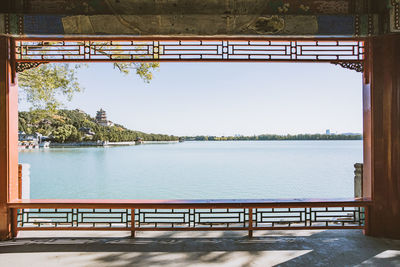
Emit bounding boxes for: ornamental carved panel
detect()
[390,0,400,32]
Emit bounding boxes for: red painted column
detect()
[0,37,18,240]
[363,35,400,239]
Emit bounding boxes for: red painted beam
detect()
[0,37,19,240]
[8,198,372,209]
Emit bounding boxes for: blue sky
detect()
[19,63,362,136]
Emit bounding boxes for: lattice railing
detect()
[18,208,132,229]
[14,39,365,63]
[12,200,369,236]
[253,207,364,228]
[136,208,248,229]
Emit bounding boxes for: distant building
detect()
[135,137,143,145]
[95,108,114,127]
[326,129,331,135]
[18,132,50,149]
[19,132,40,142]
[79,127,95,139]
[75,109,86,114]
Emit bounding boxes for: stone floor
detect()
[1,230,400,266]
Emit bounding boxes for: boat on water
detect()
[135,137,143,145]
[18,141,39,149]
[39,141,51,148]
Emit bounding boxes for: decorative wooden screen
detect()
[15,204,367,232]
[14,39,365,63]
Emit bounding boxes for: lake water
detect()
[19,141,362,200]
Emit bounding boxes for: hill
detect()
[18,109,178,143]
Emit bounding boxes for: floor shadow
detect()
[0,230,399,266]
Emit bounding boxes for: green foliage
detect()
[113,62,159,83]
[52,124,76,143]
[18,109,178,143]
[18,64,82,111]
[18,62,160,111]
[187,134,362,141]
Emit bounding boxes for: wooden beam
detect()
[7,198,372,209]
[0,0,372,16]
[0,36,18,240]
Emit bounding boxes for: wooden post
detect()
[131,208,135,237]
[0,36,19,240]
[363,35,400,239]
[12,165,22,238]
[363,205,370,236]
[248,208,253,238]
[18,164,22,199]
[11,208,18,238]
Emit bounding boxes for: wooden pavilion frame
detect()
[1,33,400,239]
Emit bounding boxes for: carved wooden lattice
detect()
[16,206,365,230]
[14,39,365,63]
[332,62,364,73]
[15,62,45,72]
[392,0,400,31]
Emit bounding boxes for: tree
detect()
[18,62,159,111]
[18,64,81,111]
[112,62,159,83]
[52,124,75,143]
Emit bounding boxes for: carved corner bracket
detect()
[331,62,364,73]
[15,62,46,73]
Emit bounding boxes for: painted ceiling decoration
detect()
[390,0,400,32]
[0,13,380,36]
[0,0,397,36]
[2,0,371,15]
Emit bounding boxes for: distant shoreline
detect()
[17,139,362,150]
[47,139,362,148]
[185,134,362,141]
[187,139,362,142]
[49,140,179,147]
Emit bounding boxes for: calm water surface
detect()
[19,141,362,199]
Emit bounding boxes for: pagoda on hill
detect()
[95,108,114,127]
